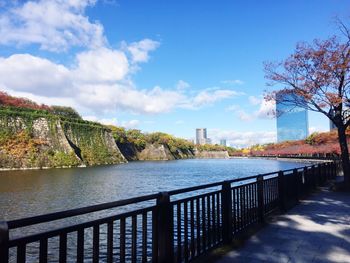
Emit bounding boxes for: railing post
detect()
[319,164,323,185]
[156,192,174,263]
[0,221,9,263]
[304,167,310,192]
[321,163,326,184]
[257,175,264,223]
[278,171,286,212]
[293,169,299,203]
[221,181,232,244]
[311,165,316,189]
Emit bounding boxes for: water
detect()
[0,158,312,262]
[0,158,309,221]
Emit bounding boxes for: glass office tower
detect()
[276,93,309,142]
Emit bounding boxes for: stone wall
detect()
[0,114,127,169]
[194,150,230,159]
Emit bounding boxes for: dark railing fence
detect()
[0,161,338,263]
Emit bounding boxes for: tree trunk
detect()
[337,126,350,187]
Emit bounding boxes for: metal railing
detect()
[0,161,338,263]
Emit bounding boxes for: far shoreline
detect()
[230,156,334,163]
[0,156,333,172]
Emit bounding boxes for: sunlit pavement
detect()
[215,187,350,263]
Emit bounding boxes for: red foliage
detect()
[0,91,51,111]
[249,131,343,157]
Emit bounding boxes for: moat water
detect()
[0,158,310,221]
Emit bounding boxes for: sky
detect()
[0,0,349,147]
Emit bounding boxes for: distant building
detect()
[220,139,227,146]
[276,93,309,142]
[196,128,208,145]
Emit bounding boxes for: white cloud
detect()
[112,85,185,114]
[229,97,275,122]
[209,129,276,148]
[309,126,327,134]
[176,80,190,90]
[255,99,275,119]
[226,105,240,112]
[0,0,105,51]
[0,54,72,97]
[122,119,140,129]
[74,48,129,83]
[84,116,118,126]
[84,116,139,129]
[126,39,160,63]
[237,110,254,121]
[187,89,241,108]
[221,79,244,85]
[0,51,244,115]
[248,95,261,106]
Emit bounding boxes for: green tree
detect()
[51,106,82,119]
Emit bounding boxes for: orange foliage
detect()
[0,131,47,158]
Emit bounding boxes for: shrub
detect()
[51,106,82,119]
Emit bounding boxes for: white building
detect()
[196,128,209,145]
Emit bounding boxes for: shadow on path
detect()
[215,188,350,263]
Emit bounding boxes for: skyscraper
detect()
[196,128,207,145]
[220,139,227,146]
[276,93,309,142]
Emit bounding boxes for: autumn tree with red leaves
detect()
[265,20,350,188]
[0,91,50,111]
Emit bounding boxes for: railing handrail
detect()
[8,205,156,247]
[168,166,312,196]
[7,192,160,229]
[6,162,330,230]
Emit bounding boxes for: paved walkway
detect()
[216,188,350,263]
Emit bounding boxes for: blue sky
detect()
[0,0,348,147]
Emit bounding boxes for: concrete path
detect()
[216,188,350,263]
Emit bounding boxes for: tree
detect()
[51,105,82,119]
[264,20,350,188]
[0,91,50,111]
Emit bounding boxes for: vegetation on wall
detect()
[62,120,123,165]
[0,93,125,168]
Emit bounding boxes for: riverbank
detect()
[0,102,234,170]
[0,153,231,171]
[238,156,332,163]
[1,155,330,172]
